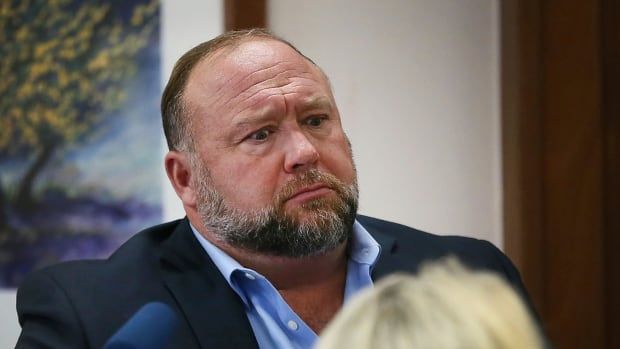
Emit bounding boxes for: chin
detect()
[288,196,335,213]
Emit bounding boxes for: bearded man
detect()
[16,29,540,349]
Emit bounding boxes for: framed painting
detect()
[0,0,162,288]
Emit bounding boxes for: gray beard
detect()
[192,163,358,257]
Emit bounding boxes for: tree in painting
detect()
[0,0,161,287]
[0,0,158,210]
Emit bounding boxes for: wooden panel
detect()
[601,0,620,347]
[542,2,605,347]
[224,0,266,31]
[502,0,611,347]
[500,0,546,317]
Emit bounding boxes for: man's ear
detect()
[164,151,197,207]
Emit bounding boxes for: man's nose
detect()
[284,130,319,173]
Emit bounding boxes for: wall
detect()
[268,0,502,242]
[1,0,500,346]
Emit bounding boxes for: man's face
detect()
[183,39,358,257]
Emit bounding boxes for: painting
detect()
[0,0,162,288]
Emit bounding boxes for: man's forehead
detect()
[185,39,330,107]
[200,39,318,85]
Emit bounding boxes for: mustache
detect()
[274,169,347,206]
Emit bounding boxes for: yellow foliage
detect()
[1,0,159,155]
[48,87,61,102]
[10,108,23,119]
[78,28,93,41]
[43,110,64,129]
[20,117,37,147]
[108,24,123,45]
[0,3,10,16]
[88,51,110,71]
[34,42,49,59]
[59,48,77,60]
[15,26,29,41]
[29,61,51,79]
[17,84,34,99]
[57,69,69,87]
[76,79,92,96]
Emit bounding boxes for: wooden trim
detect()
[502,1,612,347]
[224,0,267,31]
[601,0,620,347]
[500,0,546,320]
[542,2,605,347]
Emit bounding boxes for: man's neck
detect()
[217,238,348,333]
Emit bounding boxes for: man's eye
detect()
[305,115,326,127]
[247,129,272,141]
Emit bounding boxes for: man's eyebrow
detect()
[229,96,333,133]
[231,111,279,129]
[297,96,333,113]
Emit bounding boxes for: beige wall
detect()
[268,0,502,243]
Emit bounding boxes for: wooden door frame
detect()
[502,0,618,347]
[224,0,266,31]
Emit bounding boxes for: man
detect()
[16,29,538,348]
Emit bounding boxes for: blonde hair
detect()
[315,258,543,349]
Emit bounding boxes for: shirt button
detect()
[244,272,256,280]
[287,320,298,331]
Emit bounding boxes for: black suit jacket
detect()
[16,216,536,348]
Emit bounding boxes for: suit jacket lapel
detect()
[367,227,405,280]
[159,220,259,349]
[362,220,422,280]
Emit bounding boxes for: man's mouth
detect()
[285,183,334,204]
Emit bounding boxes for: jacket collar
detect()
[360,221,406,280]
[159,219,259,349]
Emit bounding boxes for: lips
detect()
[286,183,333,203]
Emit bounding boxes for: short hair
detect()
[161,28,313,151]
[315,258,544,349]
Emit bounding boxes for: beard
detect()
[191,157,359,258]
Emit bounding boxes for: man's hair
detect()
[161,28,312,151]
[315,258,544,349]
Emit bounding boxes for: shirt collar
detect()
[349,220,382,265]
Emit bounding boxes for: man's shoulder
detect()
[356,214,505,270]
[356,214,493,247]
[15,219,199,348]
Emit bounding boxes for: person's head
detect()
[162,29,358,257]
[315,258,544,349]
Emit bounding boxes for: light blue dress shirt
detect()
[190,220,381,349]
